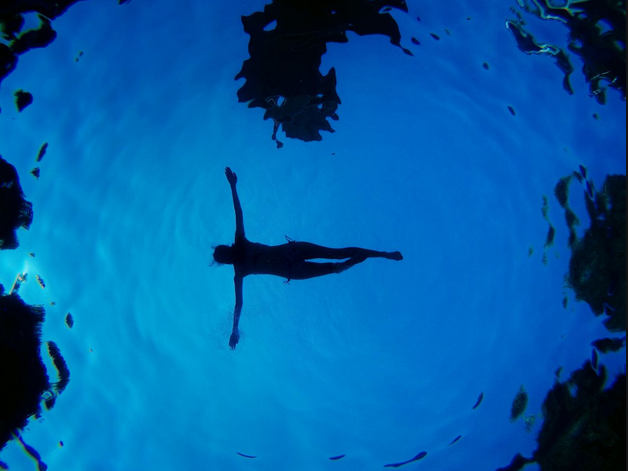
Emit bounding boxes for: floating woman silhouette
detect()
[214,168,403,349]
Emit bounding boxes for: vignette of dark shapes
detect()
[553,175,580,248]
[509,385,528,422]
[36,143,48,162]
[1,1,125,89]
[540,195,556,251]
[541,195,550,216]
[236,452,256,459]
[553,175,571,208]
[36,274,45,288]
[14,89,32,111]
[507,0,626,104]
[8,14,56,55]
[0,156,33,250]
[472,391,484,409]
[15,433,48,471]
[556,173,626,332]
[505,19,575,95]
[448,435,462,446]
[1,3,72,85]
[235,0,411,147]
[497,361,626,471]
[47,341,70,394]
[543,225,555,248]
[0,291,69,452]
[592,336,626,353]
[384,451,427,468]
[591,348,599,370]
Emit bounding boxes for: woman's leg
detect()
[288,257,367,280]
[289,242,402,261]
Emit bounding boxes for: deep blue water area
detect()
[0,1,625,470]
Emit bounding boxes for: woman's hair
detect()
[212,244,233,265]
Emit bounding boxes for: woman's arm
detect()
[225,167,245,241]
[229,275,243,349]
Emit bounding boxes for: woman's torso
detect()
[234,239,293,278]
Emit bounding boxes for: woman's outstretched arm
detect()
[229,275,243,349]
[225,167,244,241]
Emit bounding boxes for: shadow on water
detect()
[497,361,625,471]
[1,1,85,98]
[0,156,32,250]
[1,1,90,468]
[499,169,626,470]
[0,288,70,470]
[549,170,626,332]
[506,0,626,104]
[234,0,412,148]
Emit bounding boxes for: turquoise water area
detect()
[0,1,625,470]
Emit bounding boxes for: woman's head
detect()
[212,245,234,265]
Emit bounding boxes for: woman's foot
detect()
[386,251,403,261]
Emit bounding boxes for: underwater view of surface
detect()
[0,0,626,470]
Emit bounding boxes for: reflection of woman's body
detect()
[214,168,403,349]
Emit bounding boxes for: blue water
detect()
[0,1,625,470]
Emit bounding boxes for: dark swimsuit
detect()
[282,236,296,283]
[248,237,297,283]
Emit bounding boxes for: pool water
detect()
[0,1,625,470]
